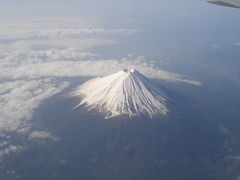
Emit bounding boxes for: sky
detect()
[0,0,240,160]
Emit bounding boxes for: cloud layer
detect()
[1,49,201,85]
[0,79,69,132]
[0,20,140,41]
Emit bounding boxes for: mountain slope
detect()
[69,68,168,118]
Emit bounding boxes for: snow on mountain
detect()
[69,68,168,118]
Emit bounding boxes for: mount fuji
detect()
[69,68,168,118]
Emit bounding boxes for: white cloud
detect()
[0,27,139,40]
[0,19,137,52]
[0,132,10,139]
[0,51,201,85]
[0,38,118,51]
[0,79,69,132]
[0,20,140,41]
[0,145,25,158]
[0,141,9,147]
[28,131,57,141]
[26,49,96,60]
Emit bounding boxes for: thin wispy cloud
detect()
[28,131,58,141]
[211,44,219,49]
[235,42,240,46]
[0,20,140,41]
[0,38,118,51]
[0,145,25,159]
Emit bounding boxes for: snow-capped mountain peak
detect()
[70,68,168,119]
